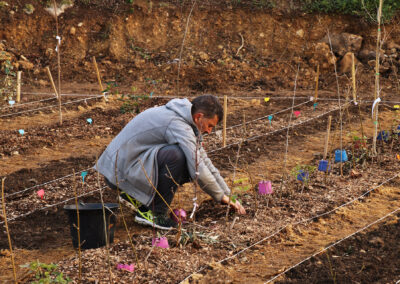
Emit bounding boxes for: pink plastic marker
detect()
[294,111,301,118]
[116,264,134,272]
[258,181,273,195]
[171,208,187,223]
[152,237,169,248]
[37,189,45,200]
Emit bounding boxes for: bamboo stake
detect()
[16,71,21,103]
[222,95,227,147]
[46,67,62,125]
[314,64,320,102]
[351,53,357,104]
[92,56,108,102]
[1,178,17,284]
[373,0,383,156]
[72,170,82,284]
[323,116,332,160]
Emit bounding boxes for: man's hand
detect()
[221,195,246,215]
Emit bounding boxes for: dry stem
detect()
[236,33,244,56]
[138,160,179,221]
[96,159,113,283]
[114,151,139,266]
[372,0,383,156]
[72,170,82,283]
[1,178,17,283]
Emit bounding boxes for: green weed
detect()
[20,260,71,284]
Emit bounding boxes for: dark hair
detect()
[191,95,223,123]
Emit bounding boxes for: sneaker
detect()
[134,210,177,230]
[119,192,142,212]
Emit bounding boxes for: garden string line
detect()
[0,93,103,111]
[0,100,335,203]
[218,100,310,133]
[0,186,106,225]
[0,97,56,110]
[10,90,400,103]
[0,101,318,202]
[0,100,351,203]
[3,92,400,118]
[203,100,311,140]
[0,167,94,201]
[180,170,400,283]
[265,205,400,283]
[208,101,349,154]
[0,95,104,118]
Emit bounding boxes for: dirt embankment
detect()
[1,1,400,96]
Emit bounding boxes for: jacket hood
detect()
[165,98,195,126]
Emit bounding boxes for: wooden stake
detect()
[1,178,17,284]
[92,56,108,102]
[314,64,320,102]
[351,53,357,104]
[323,116,332,160]
[46,67,62,125]
[373,0,383,156]
[16,71,21,103]
[222,95,227,147]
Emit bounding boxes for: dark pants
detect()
[106,144,190,214]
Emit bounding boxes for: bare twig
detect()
[1,178,17,283]
[164,165,183,246]
[138,160,179,221]
[96,159,113,283]
[225,116,245,225]
[279,64,300,196]
[236,33,244,56]
[373,0,384,156]
[72,170,82,284]
[52,0,62,121]
[176,0,197,96]
[327,29,344,176]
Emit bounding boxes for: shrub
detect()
[302,0,400,22]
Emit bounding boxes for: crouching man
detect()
[95,94,246,230]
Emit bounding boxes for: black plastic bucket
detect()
[64,203,118,250]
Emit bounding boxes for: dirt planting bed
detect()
[2,95,400,282]
[279,213,400,283]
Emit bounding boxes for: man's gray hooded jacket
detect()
[95,98,230,206]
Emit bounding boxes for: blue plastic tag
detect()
[81,171,88,182]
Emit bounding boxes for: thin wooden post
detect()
[46,67,62,125]
[222,95,227,147]
[323,116,332,160]
[92,56,108,102]
[351,53,357,104]
[16,71,21,103]
[1,178,17,283]
[314,64,320,102]
[92,56,103,92]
